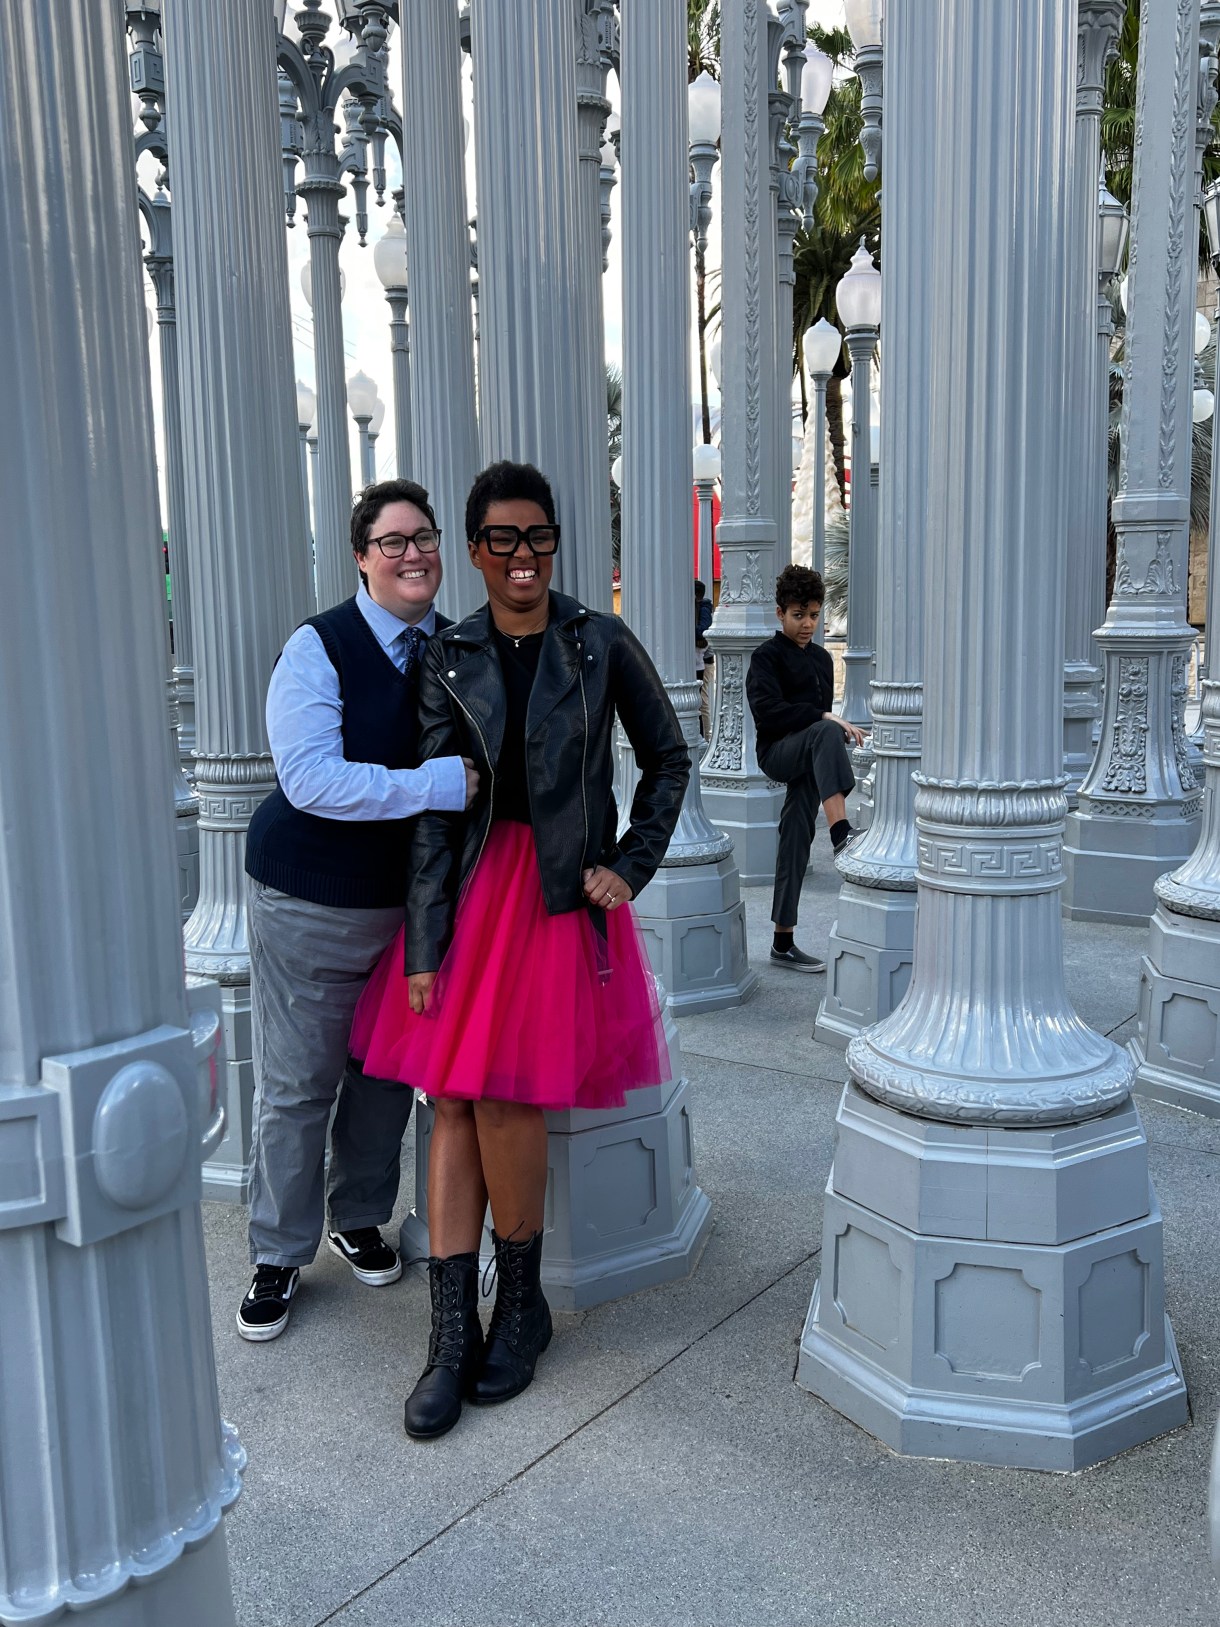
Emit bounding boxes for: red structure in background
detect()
[692,486,721,583]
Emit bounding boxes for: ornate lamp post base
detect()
[815,881,915,1048]
[1130,902,1220,1116]
[796,1083,1188,1470]
[403,1010,712,1309]
[634,855,758,1015]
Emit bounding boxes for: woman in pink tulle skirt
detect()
[350,460,689,1440]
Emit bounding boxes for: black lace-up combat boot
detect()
[403,1252,484,1439]
[470,1230,552,1405]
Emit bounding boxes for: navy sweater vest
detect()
[245,596,434,908]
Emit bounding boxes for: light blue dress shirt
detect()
[265,584,467,821]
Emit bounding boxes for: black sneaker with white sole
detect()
[236,1264,299,1342]
[327,1227,403,1286]
[770,944,827,974]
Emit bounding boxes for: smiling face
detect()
[778,599,822,647]
[356,498,443,623]
[468,497,554,621]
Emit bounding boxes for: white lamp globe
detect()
[1193,387,1215,424]
[600,139,616,168]
[693,441,721,483]
[835,240,882,330]
[801,45,834,117]
[1097,184,1129,279]
[688,71,722,145]
[1197,311,1212,357]
[844,0,883,48]
[1117,273,1128,315]
[301,259,346,309]
[295,378,315,431]
[610,455,623,489]
[347,369,379,421]
[373,213,408,292]
[369,396,386,435]
[803,316,841,377]
[870,422,881,464]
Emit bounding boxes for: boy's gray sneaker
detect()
[770,945,826,974]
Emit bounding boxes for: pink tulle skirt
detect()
[350,820,669,1111]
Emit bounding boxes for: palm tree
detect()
[607,362,623,567]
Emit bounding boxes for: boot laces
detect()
[427,1266,471,1369]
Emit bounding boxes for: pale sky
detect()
[139,2,850,504]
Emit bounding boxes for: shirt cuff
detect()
[429,755,469,812]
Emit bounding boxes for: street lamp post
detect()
[295,377,315,552]
[373,205,411,480]
[771,3,808,571]
[1062,2,1125,807]
[599,138,617,269]
[693,440,722,590]
[798,0,1186,1471]
[803,316,841,646]
[702,0,786,885]
[1,8,244,1614]
[277,1,394,609]
[1127,150,1220,1117]
[1063,0,1207,923]
[368,394,385,480]
[398,0,480,621]
[844,0,883,182]
[165,0,315,1202]
[347,368,378,489]
[837,241,882,731]
[689,68,721,450]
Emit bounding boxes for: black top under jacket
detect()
[746,632,836,759]
[404,591,690,975]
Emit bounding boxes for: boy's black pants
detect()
[759,720,856,928]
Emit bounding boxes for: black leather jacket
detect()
[404,591,690,974]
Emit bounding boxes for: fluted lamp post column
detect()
[0,3,244,1618]
[1062,0,1205,924]
[166,0,315,1200]
[1129,168,1220,1116]
[373,208,412,480]
[803,317,841,647]
[702,0,786,886]
[406,0,717,1309]
[296,378,317,602]
[348,368,378,489]
[398,0,480,621]
[838,242,882,732]
[694,440,721,590]
[797,0,1186,1471]
[368,395,385,481]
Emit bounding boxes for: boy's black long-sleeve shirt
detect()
[746,632,835,758]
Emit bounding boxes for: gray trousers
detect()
[246,879,413,1267]
[759,720,856,929]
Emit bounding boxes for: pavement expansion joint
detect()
[309,1247,821,1627]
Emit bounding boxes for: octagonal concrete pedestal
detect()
[814,883,916,1050]
[634,858,758,1016]
[796,1083,1188,1471]
[1130,903,1220,1116]
[401,1013,712,1310]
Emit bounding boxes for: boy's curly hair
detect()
[775,564,825,611]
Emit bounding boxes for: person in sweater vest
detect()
[746,564,865,974]
[237,478,478,1342]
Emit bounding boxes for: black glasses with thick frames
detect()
[474,524,561,556]
[368,528,441,558]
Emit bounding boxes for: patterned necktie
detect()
[397,624,423,679]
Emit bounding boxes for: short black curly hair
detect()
[775,564,824,610]
[465,460,557,540]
